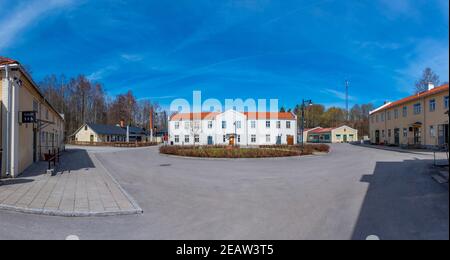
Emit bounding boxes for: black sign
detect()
[22,111,37,123]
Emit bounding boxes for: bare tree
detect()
[415,68,440,93]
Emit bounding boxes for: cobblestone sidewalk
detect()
[0,148,142,217]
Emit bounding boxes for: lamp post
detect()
[300,99,313,150]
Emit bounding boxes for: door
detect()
[413,127,421,145]
[375,130,380,144]
[207,136,213,145]
[229,136,235,146]
[394,128,400,146]
[343,135,348,143]
[33,129,37,162]
[90,135,94,142]
[287,135,294,145]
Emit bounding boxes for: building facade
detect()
[306,125,359,143]
[369,84,449,148]
[71,123,150,143]
[1,57,65,178]
[168,110,297,146]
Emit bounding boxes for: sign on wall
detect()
[22,111,37,124]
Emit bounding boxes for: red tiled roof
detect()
[170,112,220,121]
[170,112,296,121]
[244,112,295,120]
[0,57,19,66]
[376,84,449,113]
[310,127,334,134]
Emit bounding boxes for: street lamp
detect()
[300,99,313,150]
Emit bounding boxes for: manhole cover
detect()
[160,164,172,167]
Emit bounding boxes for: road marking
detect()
[66,235,80,240]
[366,235,380,240]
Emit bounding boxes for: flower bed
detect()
[160,144,330,158]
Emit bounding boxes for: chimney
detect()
[120,119,125,128]
[428,82,435,91]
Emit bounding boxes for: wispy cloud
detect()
[87,65,118,81]
[321,88,357,101]
[0,0,75,51]
[395,38,449,93]
[121,54,144,62]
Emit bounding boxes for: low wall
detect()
[67,141,159,148]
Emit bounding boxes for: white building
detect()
[168,110,297,146]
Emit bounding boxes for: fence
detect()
[67,141,159,148]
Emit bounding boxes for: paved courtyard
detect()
[0,144,448,240]
[0,148,142,216]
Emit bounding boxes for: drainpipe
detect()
[4,65,11,177]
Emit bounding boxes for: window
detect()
[194,135,200,143]
[222,121,227,129]
[381,130,385,138]
[403,106,408,117]
[45,109,49,120]
[394,109,398,119]
[208,121,213,129]
[429,99,436,112]
[381,113,385,122]
[251,135,257,143]
[33,100,39,113]
[403,128,408,137]
[184,135,190,143]
[413,103,421,115]
[84,125,88,131]
[388,129,392,138]
[430,126,436,138]
[445,96,449,109]
[376,115,379,123]
[266,135,271,143]
[184,121,191,130]
[175,122,180,129]
[175,135,180,143]
[286,121,291,129]
[276,121,281,129]
[266,121,271,128]
[336,134,341,140]
[387,111,391,120]
[251,121,256,129]
[371,116,375,123]
[193,121,200,130]
[236,121,242,129]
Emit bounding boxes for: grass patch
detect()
[160,144,329,158]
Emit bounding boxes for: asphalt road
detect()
[0,144,448,240]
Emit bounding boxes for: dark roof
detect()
[87,124,126,135]
[86,123,148,136]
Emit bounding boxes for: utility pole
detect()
[345,80,350,122]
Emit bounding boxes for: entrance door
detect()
[207,136,213,145]
[413,127,421,145]
[229,136,235,146]
[343,135,348,143]
[276,136,282,145]
[375,130,380,144]
[394,128,400,146]
[33,129,37,162]
[287,135,294,145]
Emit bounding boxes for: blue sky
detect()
[0,0,448,110]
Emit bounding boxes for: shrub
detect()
[159,146,305,158]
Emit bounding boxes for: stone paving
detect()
[0,148,142,217]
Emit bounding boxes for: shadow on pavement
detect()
[352,159,449,240]
[0,179,34,186]
[57,149,96,173]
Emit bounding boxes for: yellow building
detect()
[307,125,359,143]
[369,83,449,148]
[1,57,65,178]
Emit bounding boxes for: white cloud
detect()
[321,88,357,101]
[87,65,118,81]
[0,0,74,51]
[121,54,144,62]
[395,39,449,93]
